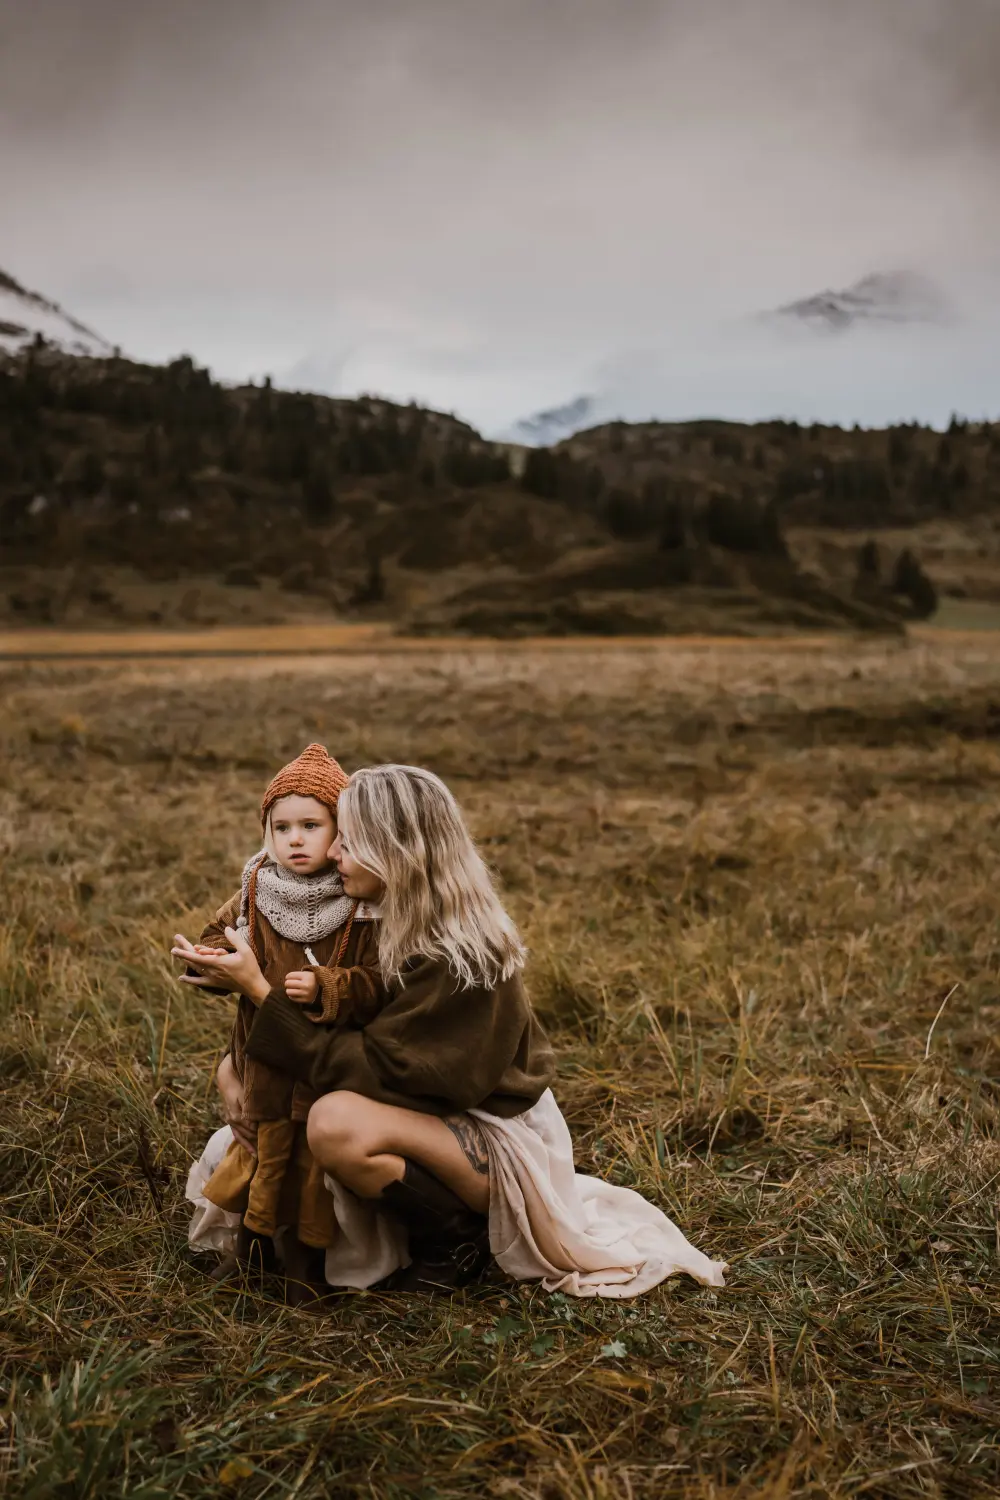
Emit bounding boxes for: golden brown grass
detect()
[2,637,999,1498]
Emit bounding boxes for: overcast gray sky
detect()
[2,0,998,431]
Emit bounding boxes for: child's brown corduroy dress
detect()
[192,744,384,1249]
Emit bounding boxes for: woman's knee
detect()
[306,1091,369,1163]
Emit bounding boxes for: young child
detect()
[177,743,384,1294]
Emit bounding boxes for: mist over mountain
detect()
[769,270,951,332]
[5,254,997,459]
[3,2,998,437]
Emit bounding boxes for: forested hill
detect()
[558,415,1000,532]
[0,346,992,632]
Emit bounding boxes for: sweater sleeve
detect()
[309,961,385,1025]
[245,958,537,1114]
[197,893,242,949]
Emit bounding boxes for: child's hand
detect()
[286,969,319,1004]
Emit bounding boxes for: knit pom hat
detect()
[260,743,349,829]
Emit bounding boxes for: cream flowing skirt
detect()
[186,1089,727,1298]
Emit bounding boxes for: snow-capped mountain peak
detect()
[0,268,115,359]
[771,270,950,331]
[509,394,597,446]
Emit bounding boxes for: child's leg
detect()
[243,1119,297,1237]
[292,1126,341,1248]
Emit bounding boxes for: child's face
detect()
[268,796,336,876]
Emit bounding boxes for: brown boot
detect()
[374,1159,491,1294]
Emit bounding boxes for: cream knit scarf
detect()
[236,851,355,945]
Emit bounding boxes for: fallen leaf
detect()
[219,1458,255,1485]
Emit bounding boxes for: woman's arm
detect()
[244,958,553,1115]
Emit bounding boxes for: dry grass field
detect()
[2,635,1000,1498]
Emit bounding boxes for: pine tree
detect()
[520,448,561,500]
[658,500,687,551]
[143,426,163,477]
[892,549,938,618]
[856,538,880,582]
[351,551,385,605]
[604,488,645,538]
[758,498,788,556]
[80,450,106,498]
[711,432,744,462]
[302,465,335,525]
[705,493,761,551]
[888,429,910,469]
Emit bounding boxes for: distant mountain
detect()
[0,268,116,359]
[510,394,597,446]
[770,271,950,332]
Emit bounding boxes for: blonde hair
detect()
[337,765,525,989]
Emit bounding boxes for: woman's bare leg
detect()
[306,1091,490,1214]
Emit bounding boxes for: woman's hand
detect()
[172,927,270,1004]
[216,1053,257,1154]
[178,943,234,991]
[286,969,319,1005]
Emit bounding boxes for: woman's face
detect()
[330,830,386,903]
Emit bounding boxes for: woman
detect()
[184,765,727,1297]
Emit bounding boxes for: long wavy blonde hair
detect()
[336,764,525,988]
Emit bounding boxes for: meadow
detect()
[1,634,999,1498]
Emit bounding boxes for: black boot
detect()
[375,1160,491,1294]
[282,1238,331,1308]
[210,1224,277,1286]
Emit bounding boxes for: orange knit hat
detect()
[260,743,349,828]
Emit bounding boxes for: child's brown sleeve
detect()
[197,893,242,950]
[308,962,386,1027]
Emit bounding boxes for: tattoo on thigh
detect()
[444,1115,490,1176]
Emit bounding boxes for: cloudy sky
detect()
[2,0,998,433]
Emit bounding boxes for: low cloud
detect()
[2,0,997,430]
